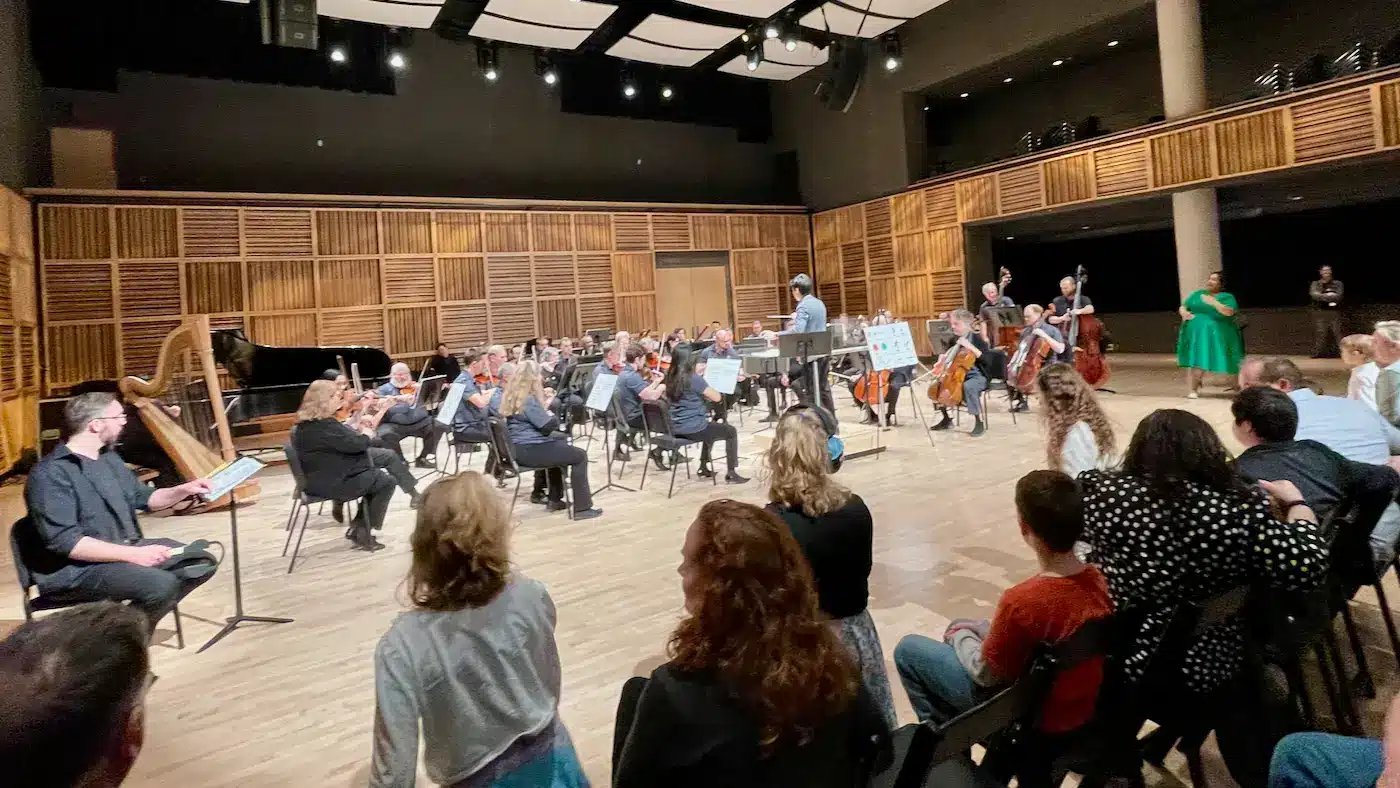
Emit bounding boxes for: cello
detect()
[1060,265,1111,388]
[1008,321,1054,393]
[926,341,976,409]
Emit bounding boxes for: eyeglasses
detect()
[92,414,128,423]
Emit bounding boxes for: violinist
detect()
[664,345,748,484]
[615,344,668,466]
[586,344,624,399]
[930,309,993,438]
[509,345,526,364]
[484,345,507,382]
[319,369,422,524]
[1008,305,1066,413]
[579,333,598,356]
[425,342,461,382]
[1047,277,1095,361]
[374,362,444,468]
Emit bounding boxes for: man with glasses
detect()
[22,392,219,632]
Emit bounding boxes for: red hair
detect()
[668,499,858,751]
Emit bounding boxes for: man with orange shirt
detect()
[892,470,1112,732]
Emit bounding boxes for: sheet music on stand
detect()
[203,456,266,508]
[866,322,919,371]
[702,358,741,395]
[436,381,467,426]
[586,373,619,412]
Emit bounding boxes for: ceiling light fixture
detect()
[388,51,407,70]
[1005,236,1015,240]
[1108,39,1120,47]
[661,85,675,100]
[476,42,499,82]
[1052,58,1065,66]
[960,92,970,98]
[765,22,780,39]
[1003,77,1013,83]
[1289,195,1304,201]
[784,34,798,52]
[621,70,638,99]
[534,52,558,86]
[745,39,764,72]
[881,32,902,72]
[329,46,348,64]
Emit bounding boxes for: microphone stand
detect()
[199,461,293,653]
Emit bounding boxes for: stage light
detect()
[745,39,763,72]
[388,51,406,70]
[534,52,558,86]
[1108,40,1120,47]
[329,46,348,64]
[1052,58,1065,66]
[661,85,675,100]
[621,71,638,99]
[960,92,970,98]
[765,22,780,39]
[784,35,798,52]
[477,42,500,82]
[1289,195,1304,201]
[1003,76,1014,83]
[881,32,902,72]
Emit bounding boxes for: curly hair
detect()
[499,360,545,418]
[765,409,848,517]
[296,379,341,422]
[1036,363,1115,472]
[669,500,858,752]
[407,472,511,610]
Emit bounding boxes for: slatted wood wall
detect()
[812,69,1400,349]
[35,198,809,396]
[0,186,39,472]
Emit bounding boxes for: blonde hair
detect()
[1036,363,1115,472]
[296,379,340,421]
[765,409,849,517]
[1341,334,1374,360]
[500,360,544,417]
[407,472,511,610]
[1376,321,1400,345]
[1024,304,1045,320]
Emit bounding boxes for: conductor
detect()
[781,274,835,413]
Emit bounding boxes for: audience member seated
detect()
[615,344,667,467]
[612,499,888,787]
[1080,409,1327,783]
[498,360,602,520]
[294,380,419,552]
[1342,334,1380,411]
[23,393,219,631]
[374,363,445,469]
[1037,362,1117,477]
[1232,387,1400,565]
[1268,692,1399,788]
[1239,356,1400,565]
[662,345,748,484]
[1373,321,1400,429]
[0,602,152,788]
[764,407,895,729]
[894,470,1111,733]
[369,473,588,788]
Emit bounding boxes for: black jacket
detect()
[291,419,379,499]
[1236,439,1399,528]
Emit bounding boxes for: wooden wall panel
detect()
[1291,89,1375,162]
[613,214,651,251]
[250,314,317,347]
[1380,82,1400,147]
[870,277,896,315]
[895,275,931,316]
[533,254,577,296]
[955,177,997,222]
[734,286,779,328]
[489,300,536,343]
[115,208,178,259]
[320,309,385,348]
[692,215,730,250]
[924,186,959,228]
[834,205,865,243]
[531,213,574,252]
[1092,142,1150,196]
[843,279,869,315]
[928,228,963,272]
[996,166,1044,214]
[893,234,928,275]
[121,319,182,378]
[47,323,114,386]
[0,187,37,472]
[616,294,656,332]
[384,257,436,304]
[573,214,612,251]
[729,215,761,249]
[733,249,780,286]
[181,209,241,257]
[482,213,530,253]
[784,216,809,249]
[487,254,532,300]
[816,281,842,314]
[386,306,437,354]
[536,298,579,338]
[867,235,894,278]
[578,294,616,333]
[438,256,486,302]
[1150,127,1214,186]
[439,303,488,349]
[651,214,692,251]
[434,212,482,253]
[891,192,923,235]
[119,260,181,317]
[576,253,613,295]
[382,211,433,255]
[815,247,841,283]
[318,259,380,307]
[839,242,866,280]
[785,249,811,281]
[931,270,965,314]
[186,260,245,314]
[863,199,891,241]
[757,216,785,249]
[248,259,316,311]
[1214,110,1289,175]
[612,252,654,292]
[246,209,314,256]
[812,213,837,249]
[1044,153,1094,205]
[42,206,110,260]
[46,263,114,320]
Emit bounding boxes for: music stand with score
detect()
[778,330,831,417]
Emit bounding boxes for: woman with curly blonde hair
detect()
[764,407,895,728]
[370,472,588,788]
[499,360,600,519]
[613,499,887,787]
[1036,362,1117,477]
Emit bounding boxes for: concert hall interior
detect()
[7,0,1400,786]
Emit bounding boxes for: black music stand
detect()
[199,460,293,652]
[778,330,831,416]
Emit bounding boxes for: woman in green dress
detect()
[1177,271,1243,398]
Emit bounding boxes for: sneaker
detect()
[697,465,716,479]
[414,458,437,469]
[530,491,548,505]
[969,421,986,438]
[930,416,954,431]
[725,471,749,484]
[572,508,604,520]
[545,500,569,512]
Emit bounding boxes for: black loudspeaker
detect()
[263,0,318,49]
[816,40,866,113]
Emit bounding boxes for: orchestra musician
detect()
[745,320,765,340]
[424,342,461,382]
[579,333,598,356]
[556,336,575,360]
[664,345,749,484]
[509,345,526,364]
[696,321,722,341]
[780,273,835,413]
[1008,305,1066,413]
[613,330,633,353]
[1047,277,1095,362]
[930,309,993,438]
[498,360,602,520]
[450,349,500,477]
[698,329,755,413]
[322,370,424,522]
[373,363,445,469]
[485,345,507,380]
[586,343,625,397]
[851,312,913,428]
[615,344,668,467]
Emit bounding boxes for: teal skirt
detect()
[457,720,590,788]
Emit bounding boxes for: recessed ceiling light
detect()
[329,47,348,64]
[388,51,407,70]
[1288,195,1303,201]
[1003,77,1014,83]
[1108,40,1120,47]
[1081,225,1091,230]
[1005,235,1015,240]
[922,105,929,111]
[1052,59,1065,66]
[959,92,969,98]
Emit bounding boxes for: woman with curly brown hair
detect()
[1036,362,1117,478]
[369,472,588,788]
[612,499,887,787]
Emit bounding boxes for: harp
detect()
[118,315,260,509]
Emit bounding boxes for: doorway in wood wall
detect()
[654,251,732,336]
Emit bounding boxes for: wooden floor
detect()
[2,354,1395,788]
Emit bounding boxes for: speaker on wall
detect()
[815,40,866,113]
[260,0,318,49]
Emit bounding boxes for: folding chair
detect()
[640,401,711,499]
[282,430,367,574]
[489,416,574,520]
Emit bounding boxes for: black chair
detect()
[640,401,711,499]
[953,349,1016,429]
[444,431,487,474]
[282,429,367,574]
[608,397,646,478]
[488,416,573,519]
[9,516,185,649]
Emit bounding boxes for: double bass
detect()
[1058,265,1111,387]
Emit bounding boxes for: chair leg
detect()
[510,475,522,515]
[668,455,679,499]
[172,605,186,650]
[281,501,303,556]
[563,467,573,520]
[1326,630,1362,734]
[287,506,312,574]
[284,498,299,532]
[1341,604,1377,698]
[1280,656,1317,728]
[1371,581,1400,670]
[640,445,650,491]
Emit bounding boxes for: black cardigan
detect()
[291,419,379,498]
[768,494,874,620]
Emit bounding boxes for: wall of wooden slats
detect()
[35,197,808,396]
[0,187,39,471]
[811,70,1400,355]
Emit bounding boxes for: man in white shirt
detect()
[1374,322,1400,429]
[1240,356,1400,565]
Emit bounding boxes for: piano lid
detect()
[210,329,393,389]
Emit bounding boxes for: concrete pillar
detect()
[1156,0,1221,299]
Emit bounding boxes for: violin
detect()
[927,340,976,408]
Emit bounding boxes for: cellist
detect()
[1047,276,1095,362]
[1008,305,1066,413]
[930,309,994,438]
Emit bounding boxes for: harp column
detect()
[1156,0,1222,300]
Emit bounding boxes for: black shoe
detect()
[725,471,749,484]
[650,451,671,472]
[612,449,630,464]
[349,523,385,552]
[931,416,953,431]
[860,412,879,425]
[1011,400,1030,413]
[884,413,896,427]
[408,492,423,510]
[331,501,345,523]
[760,412,779,423]
[697,464,716,478]
[414,458,436,469]
[546,500,569,512]
[970,421,986,437]
[573,508,604,520]
[530,491,548,505]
